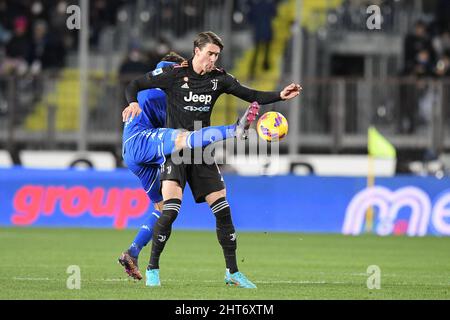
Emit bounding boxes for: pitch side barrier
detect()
[0,168,449,236]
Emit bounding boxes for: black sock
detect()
[148,199,181,270]
[210,197,238,274]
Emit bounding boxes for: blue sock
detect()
[128,210,160,258]
[187,124,236,149]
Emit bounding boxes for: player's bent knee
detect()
[162,180,183,200]
[205,189,227,205]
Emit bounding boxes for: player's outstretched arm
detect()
[226,76,302,105]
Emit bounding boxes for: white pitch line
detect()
[197,279,352,285]
[10,277,450,287]
[100,278,129,282]
[256,280,349,284]
[13,277,52,281]
[11,277,341,284]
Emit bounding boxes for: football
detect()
[256,111,289,142]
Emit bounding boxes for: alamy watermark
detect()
[366,5,382,30]
[66,5,81,30]
[366,265,381,289]
[66,265,81,289]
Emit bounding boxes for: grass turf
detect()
[0,227,449,300]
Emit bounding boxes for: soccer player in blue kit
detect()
[118,52,260,280]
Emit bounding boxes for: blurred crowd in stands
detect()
[0,0,276,78]
[399,6,450,134]
[118,0,279,79]
[0,0,125,76]
[403,21,450,78]
[325,0,450,134]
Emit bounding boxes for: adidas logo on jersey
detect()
[181,83,189,89]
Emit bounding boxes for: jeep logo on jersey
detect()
[184,106,211,112]
[184,91,212,104]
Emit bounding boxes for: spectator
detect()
[399,20,437,135]
[403,21,435,75]
[29,20,66,74]
[3,16,31,75]
[119,45,150,76]
[30,0,50,23]
[118,44,150,107]
[0,0,29,32]
[90,0,120,47]
[414,49,435,77]
[150,36,172,64]
[247,0,277,80]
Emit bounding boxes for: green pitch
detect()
[0,227,449,300]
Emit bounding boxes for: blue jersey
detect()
[121,88,170,204]
[122,60,176,143]
[122,61,178,204]
[122,88,167,144]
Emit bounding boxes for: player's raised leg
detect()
[163,102,260,155]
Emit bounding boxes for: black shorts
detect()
[160,155,225,203]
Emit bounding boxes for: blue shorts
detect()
[123,127,178,203]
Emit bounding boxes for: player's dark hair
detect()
[161,51,185,63]
[193,31,224,54]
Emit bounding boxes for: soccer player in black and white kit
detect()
[124,31,301,288]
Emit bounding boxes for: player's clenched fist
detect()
[122,102,142,122]
[280,83,302,100]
